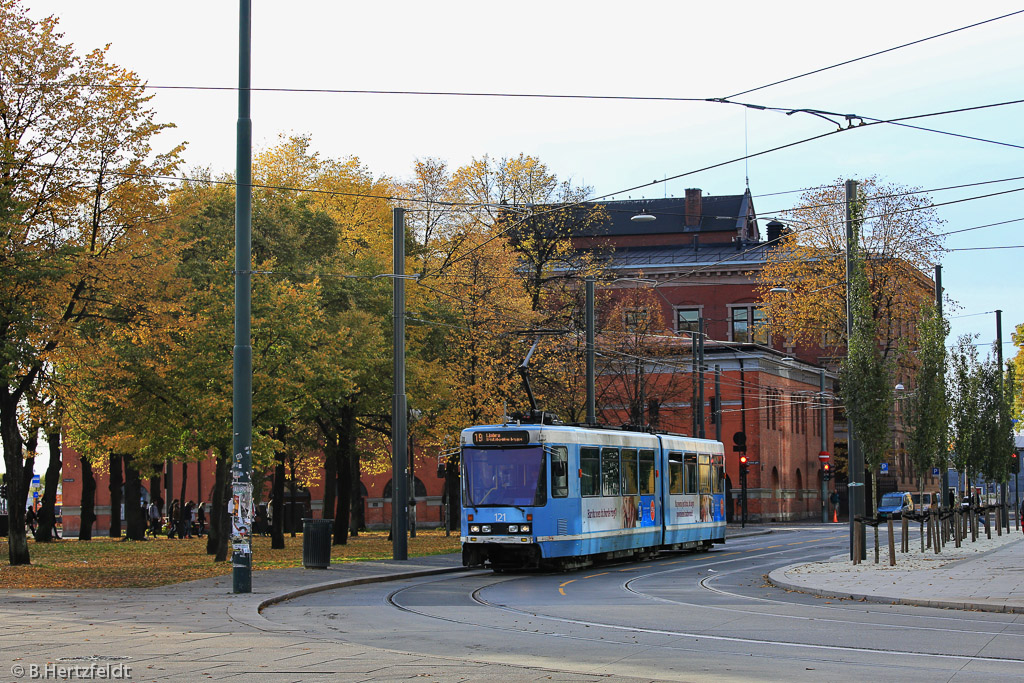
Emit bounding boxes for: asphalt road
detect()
[265,525,1024,681]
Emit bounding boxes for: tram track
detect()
[380,540,1024,669]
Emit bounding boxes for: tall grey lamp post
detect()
[392,208,409,561]
[231,0,254,594]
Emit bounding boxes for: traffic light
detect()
[1013,451,1020,474]
[739,455,749,478]
[822,461,831,481]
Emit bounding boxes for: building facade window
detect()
[676,307,701,334]
[624,309,648,331]
[729,305,768,344]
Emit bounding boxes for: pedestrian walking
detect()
[25,505,37,535]
[183,501,194,539]
[196,502,206,537]
[168,499,180,538]
[148,499,161,537]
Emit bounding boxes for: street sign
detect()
[31,475,40,486]
[732,445,747,453]
[931,467,940,476]
[818,451,830,464]
[880,463,889,474]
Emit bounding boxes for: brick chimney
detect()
[684,188,702,227]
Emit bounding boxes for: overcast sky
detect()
[10,1,1021,371]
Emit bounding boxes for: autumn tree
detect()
[901,303,949,497]
[596,284,692,431]
[759,177,944,361]
[0,1,183,564]
[840,241,894,559]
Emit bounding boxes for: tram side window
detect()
[713,462,724,494]
[621,448,638,495]
[639,449,655,495]
[698,454,711,494]
[684,454,698,495]
[581,447,600,497]
[668,452,683,494]
[551,446,568,498]
[602,447,620,496]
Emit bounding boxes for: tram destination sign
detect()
[473,430,531,446]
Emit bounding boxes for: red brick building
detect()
[62,187,857,534]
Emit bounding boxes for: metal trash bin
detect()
[302,518,333,568]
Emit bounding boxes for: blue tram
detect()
[460,423,726,570]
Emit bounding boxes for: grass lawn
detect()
[0,529,461,589]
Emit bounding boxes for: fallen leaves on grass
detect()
[0,529,460,589]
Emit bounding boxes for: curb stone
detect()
[767,558,1024,615]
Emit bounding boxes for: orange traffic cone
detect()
[832,507,839,523]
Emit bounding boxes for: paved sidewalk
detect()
[769,530,1024,613]
[0,527,774,681]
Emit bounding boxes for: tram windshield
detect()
[462,446,546,507]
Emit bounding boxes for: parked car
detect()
[878,492,913,518]
[910,492,933,511]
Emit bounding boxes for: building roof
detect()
[573,192,757,239]
[602,242,776,270]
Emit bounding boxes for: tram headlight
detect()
[508,525,518,533]
[469,525,480,533]
[481,525,491,533]
[520,524,530,533]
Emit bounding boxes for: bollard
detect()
[901,516,909,553]
[887,518,896,566]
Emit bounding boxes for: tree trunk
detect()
[288,456,298,538]
[336,448,351,546]
[207,452,224,555]
[348,440,362,537]
[79,456,97,541]
[123,454,147,541]
[178,461,188,539]
[108,453,123,538]
[148,471,162,510]
[339,403,358,544]
[210,448,231,561]
[34,427,63,542]
[214,453,230,562]
[322,435,337,527]
[271,450,285,549]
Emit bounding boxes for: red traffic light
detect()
[823,462,831,472]
[739,455,748,465]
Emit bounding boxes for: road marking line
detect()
[584,572,609,579]
[558,578,575,596]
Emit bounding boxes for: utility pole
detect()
[231,0,254,594]
[392,208,408,561]
[845,179,865,561]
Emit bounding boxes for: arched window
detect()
[382,477,427,500]
[795,468,804,500]
[771,467,780,495]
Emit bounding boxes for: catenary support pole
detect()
[392,208,408,561]
[996,310,1009,530]
[937,265,950,514]
[586,277,596,425]
[231,0,254,594]
[846,179,865,561]
[714,366,722,443]
[821,369,829,524]
[697,317,705,439]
